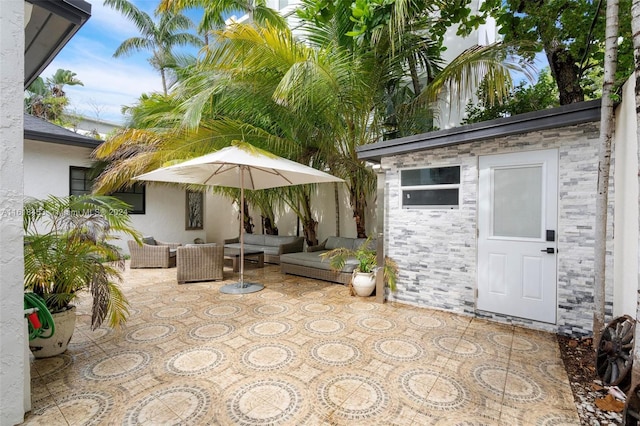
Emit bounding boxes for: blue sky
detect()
[43,0,204,125]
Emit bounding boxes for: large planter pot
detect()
[29,306,76,358]
[351,272,376,297]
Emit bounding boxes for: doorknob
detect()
[540,248,555,254]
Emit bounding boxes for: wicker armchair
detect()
[128,238,182,269]
[176,244,224,283]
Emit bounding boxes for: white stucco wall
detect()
[24,139,94,198]
[613,74,640,317]
[121,184,207,252]
[0,1,26,423]
[23,140,206,253]
[205,182,374,246]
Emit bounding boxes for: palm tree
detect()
[93,17,515,244]
[593,0,619,346]
[24,69,84,123]
[158,0,288,35]
[105,0,203,95]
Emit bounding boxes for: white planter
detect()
[351,272,376,297]
[30,306,76,358]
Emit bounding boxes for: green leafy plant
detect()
[23,195,141,329]
[320,238,398,291]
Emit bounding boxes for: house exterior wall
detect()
[381,121,614,336]
[613,74,639,318]
[23,140,206,252]
[24,139,94,198]
[205,183,372,246]
[0,0,26,423]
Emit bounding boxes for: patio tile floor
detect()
[22,263,580,425]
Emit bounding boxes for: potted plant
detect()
[321,238,398,297]
[23,194,141,357]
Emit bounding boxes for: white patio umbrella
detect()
[134,143,344,294]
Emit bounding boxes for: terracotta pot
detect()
[352,272,376,297]
[29,306,76,358]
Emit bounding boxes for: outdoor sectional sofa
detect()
[280,236,372,284]
[224,234,304,264]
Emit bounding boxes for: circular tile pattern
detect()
[253,303,289,316]
[317,374,388,420]
[406,314,445,329]
[152,306,191,320]
[473,366,543,402]
[487,332,539,353]
[130,294,157,304]
[125,324,176,343]
[310,340,361,366]
[300,302,334,314]
[511,335,540,353]
[171,294,202,303]
[374,337,425,361]
[257,291,285,300]
[189,322,235,341]
[85,350,151,380]
[34,392,112,426]
[537,412,582,425]
[204,305,242,318]
[346,301,379,312]
[299,290,326,299]
[538,360,570,385]
[432,336,482,358]
[33,354,72,378]
[228,379,301,425]
[166,347,224,376]
[401,370,467,410]
[304,318,345,335]
[248,320,292,338]
[356,316,396,332]
[125,385,210,425]
[241,344,295,371]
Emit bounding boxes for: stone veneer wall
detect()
[382,122,614,337]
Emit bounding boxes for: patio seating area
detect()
[23,263,579,425]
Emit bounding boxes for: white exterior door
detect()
[477,149,558,323]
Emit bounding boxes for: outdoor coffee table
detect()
[223,248,264,272]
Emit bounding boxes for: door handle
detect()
[540,248,555,254]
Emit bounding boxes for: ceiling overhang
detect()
[24,0,91,88]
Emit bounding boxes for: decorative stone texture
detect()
[382,122,614,337]
[0,1,26,424]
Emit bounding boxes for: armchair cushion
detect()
[142,236,156,245]
[128,239,182,268]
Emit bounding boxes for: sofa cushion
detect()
[280,251,359,273]
[243,234,265,245]
[142,236,156,245]
[325,237,356,250]
[264,235,299,246]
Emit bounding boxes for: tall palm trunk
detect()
[350,186,367,238]
[628,0,640,388]
[593,0,619,347]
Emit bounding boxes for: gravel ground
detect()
[558,335,624,425]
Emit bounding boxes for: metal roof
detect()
[357,100,602,163]
[24,0,92,88]
[24,113,102,148]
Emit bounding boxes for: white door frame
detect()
[477,149,558,323]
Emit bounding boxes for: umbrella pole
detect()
[220,165,263,294]
[239,171,245,287]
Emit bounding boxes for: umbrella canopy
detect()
[134,144,344,294]
[134,144,343,189]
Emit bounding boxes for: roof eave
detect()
[357,100,602,163]
[25,129,101,149]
